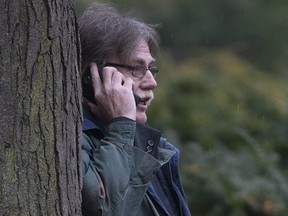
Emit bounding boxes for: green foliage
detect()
[149,50,288,146]
[147,50,288,215]
[181,136,288,216]
[132,0,288,74]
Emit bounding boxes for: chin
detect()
[136,112,147,124]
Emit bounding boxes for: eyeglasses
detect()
[104,63,159,78]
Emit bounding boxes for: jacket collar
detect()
[82,109,106,133]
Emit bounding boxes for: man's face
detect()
[110,40,158,123]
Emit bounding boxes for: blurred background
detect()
[76,0,288,215]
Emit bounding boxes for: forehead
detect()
[129,40,155,64]
[108,40,155,64]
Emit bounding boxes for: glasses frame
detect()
[104,62,159,78]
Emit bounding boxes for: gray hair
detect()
[78,3,160,69]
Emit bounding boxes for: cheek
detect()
[132,81,141,91]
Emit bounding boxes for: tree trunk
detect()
[0,0,82,215]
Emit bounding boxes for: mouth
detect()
[139,96,151,105]
[136,91,154,107]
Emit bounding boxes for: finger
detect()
[123,77,134,89]
[101,66,115,87]
[90,63,102,90]
[111,71,125,86]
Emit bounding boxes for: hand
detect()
[88,62,136,123]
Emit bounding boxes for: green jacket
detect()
[82,119,175,215]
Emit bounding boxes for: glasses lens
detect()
[132,65,159,78]
[149,66,158,75]
[133,65,146,78]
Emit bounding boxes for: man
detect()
[79,3,191,216]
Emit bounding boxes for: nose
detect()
[140,70,158,90]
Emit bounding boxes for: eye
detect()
[133,65,146,77]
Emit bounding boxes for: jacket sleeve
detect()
[81,119,169,216]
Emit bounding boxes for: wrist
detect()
[109,116,135,125]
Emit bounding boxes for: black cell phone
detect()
[82,65,141,105]
[82,66,99,104]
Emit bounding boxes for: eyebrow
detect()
[130,58,156,66]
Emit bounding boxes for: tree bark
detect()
[0,0,82,215]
